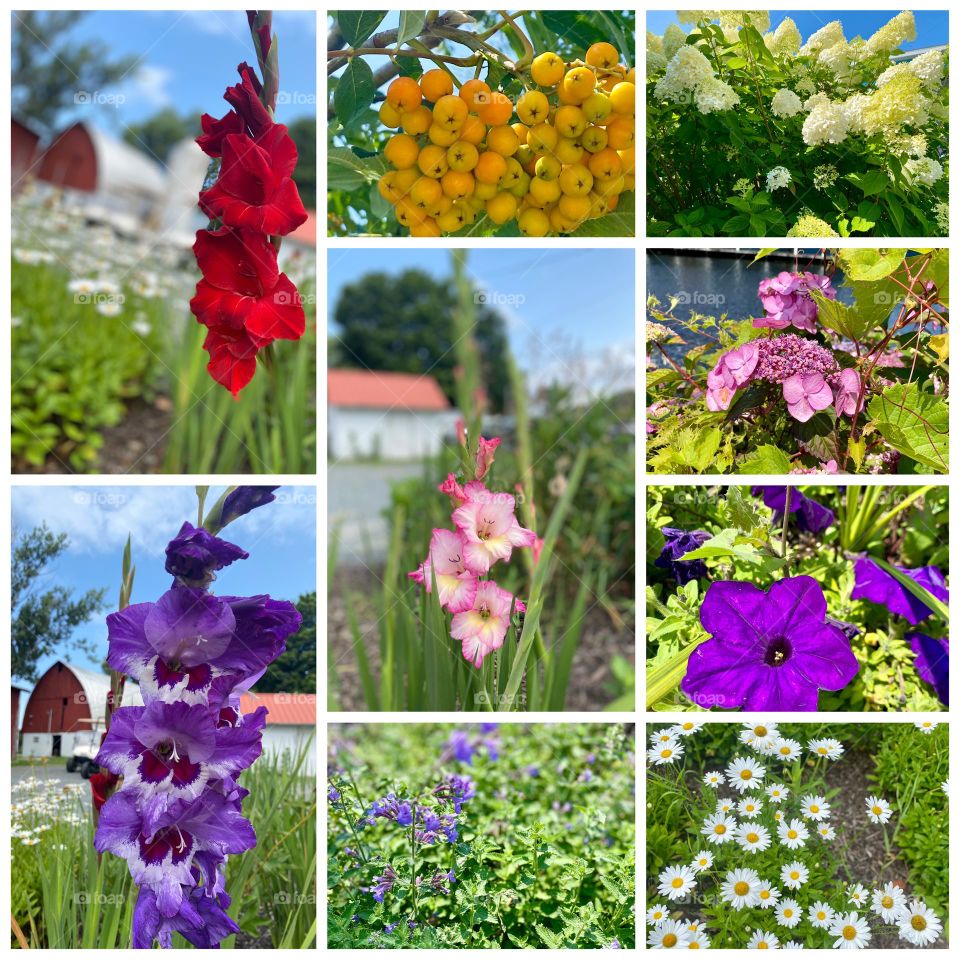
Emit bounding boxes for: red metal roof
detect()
[328,368,450,411]
[240,691,316,725]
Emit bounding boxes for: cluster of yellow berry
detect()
[377,42,635,236]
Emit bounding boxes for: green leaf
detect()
[867,383,949,472]
[396,11,426,46]
[739,444,791,474]
[677,426,721,472]
[809,281,897,342]
[646,642,702,707]
[837,248,907,281]
[333,57,376,125]
[846,170,891,198]
[847,437,866,472]
[751,248,778,264]
[338,11,387,47]
[328,146,388,191]
[570,191,635,237]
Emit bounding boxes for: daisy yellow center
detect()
[912,916,927,931]
[780,746,790,755]
[683,723,694,730]
[882,896,894,909]
[755,726,768,736]
[699,859,707,866]
[740,770,752,780]
[843,926,857,941]
[784,909,793,917]
[810,805,819,813]
[671,877,683,889]
[746,805,754,812]
[689,943,700,950]
[760,891,770,900]
[787,830,797,839]
[817,912,826,920]
[818,747,827,754]
[746,832,759,843]
[715,825,726,834]
[663,933,678,947]
[758,943,769,950]
[661,749,672,758]
[790,871,799,880]
[872,805,882,814]
[734,881,749,896]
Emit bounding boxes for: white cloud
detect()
[127,64,174,110]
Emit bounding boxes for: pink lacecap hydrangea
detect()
[782,372,834,422]
[832,367,863,417]
[706,341,759,411]
[753,271,836,334]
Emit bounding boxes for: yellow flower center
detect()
[784,909,793,918]
[755,726,767,736]
[817,912,826,920]
[760,891,770,900]
[663,933,678,948]
[818,747,827,754]
[740,770,752,780]
[758,943,768,950]
[882,896,894,909]
[810,805,819,813]
[843,926,857,941]
[746,832,759,843]
[872,805,882,815]
[689,943,700,950]
[662,749,672,758]
[912,916,927,931]
[715,824,726,835]
[780,746,790,755]
[790,872,799,880]
[671,877,683,889]
[683,722,694,730]
[734,881,750,896]
[787,830,797,839]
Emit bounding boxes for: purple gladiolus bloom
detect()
[851,558,949,624]
[751,487,835,534]
[681,576,860,710]
[165,522,248,584]
[782,372,833,422]
[655,527,711,585]
[907,632,949,705]
[133,877,239,949]
[217,485,279,527]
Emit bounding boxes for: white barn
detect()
[328,368,459,462]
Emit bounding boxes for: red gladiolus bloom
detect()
[199,125,307,236]
[90,770,120,811]
[202,325,264,398]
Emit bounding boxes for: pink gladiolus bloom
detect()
[833,368,863,417]
[453,491,536,574]
[475,436,501,480]
[706,342,759,412]
[532,536,544,565]
[782,372,834,422]
[515,599,527,614]
[408,529,478,613]
[438,473,466,504]
[450,581,513,667]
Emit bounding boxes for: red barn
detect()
[11,117,40,190]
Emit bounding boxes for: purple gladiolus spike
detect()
[94,491,300,948]
[681,576,860,710]
[218,485,279,527]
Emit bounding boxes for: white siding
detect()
[329,407,458,461]
[262,726,316,775]
[21,733,53,757]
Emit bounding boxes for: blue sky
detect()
[646,10,947,48]
[327,248,636,358]
[17,10,316,137]
[12,485,316,688]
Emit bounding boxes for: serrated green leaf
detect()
[739,443,791,474]
[867,383,948,472]
[838,248,907,281]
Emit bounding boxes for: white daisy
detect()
[648,918,691,949]
[726,757,766,792]
[687,929,711,949]
[847,883,869,908]
[766,783,789,803]
[896,899,942,947]
[817,824,836,841]
[740,721,780,754]
[941,779,949,797]
[772,809,784,824]
[808,737,844,760]
[735,822,772,854]
[651,729,677,746]
[780,861,808,890]
[772,737,802,761]
[864,796,892,825]
[670,720,703,737]
[871,883,906,923]
[799,795,830,820]
[702,771,723,788]
[716,797,736,814]
[914,721,938,733]
[646,904,670,926]
[781,941,804,949]
[720,867,761,910]
[649,740,684,765]
[776,898,802,928]
[777,818,809,850]
[808,901,836,929]
[737,796,763,818]
[701,811,737,845]
[756,882,781,909]
[658,865,697,901]
[829,911,871,949]
[690,850,714,873]
[747,930,780,949]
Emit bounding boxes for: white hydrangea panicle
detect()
[802,100,850,146]
[764,17,801,56]
[864,10,917,57]
[799,20,844,56]
[771,88,802,117]
[663,23,688,60]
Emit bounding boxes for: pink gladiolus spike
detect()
[456,419,467,447]
[453,493,536,574]
[782,372,834,423]
[407,529,478,613]
[450,581,513,667]
[475,436,501,480]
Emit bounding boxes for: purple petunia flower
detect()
[655,527,712,585]
[681,576,859,710]
[907,632,949,705]
[165,522,248,585]
[851,558,949,625]
[751,487,835,534]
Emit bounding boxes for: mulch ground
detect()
[328,566,634,712]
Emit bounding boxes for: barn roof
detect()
[328,369,450,411]
[63,662,143,718]
[85,124,167,198]
[240,691,316,725]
